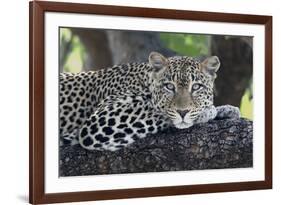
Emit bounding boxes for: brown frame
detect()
[29,1,272,204]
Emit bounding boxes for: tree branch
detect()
[60,118,253,176]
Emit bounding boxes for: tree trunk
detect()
[60,118,253,176]
[71,28,113,71]
[211,36,253,106]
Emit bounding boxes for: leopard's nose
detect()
[177,110,189,118]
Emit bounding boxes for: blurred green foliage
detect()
[240,83,253,120]
[160,33,210,56]
[60,28,85,73]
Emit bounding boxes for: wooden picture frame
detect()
[29,1,272,204]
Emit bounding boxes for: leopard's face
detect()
[148,52,220,129]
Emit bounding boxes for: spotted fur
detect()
[60,52,240,151]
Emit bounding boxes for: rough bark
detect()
[59,118,253,177]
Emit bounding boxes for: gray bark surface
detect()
[59,118,253,177]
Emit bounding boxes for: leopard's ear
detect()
[149,51,168,73]
[200,56,220,79]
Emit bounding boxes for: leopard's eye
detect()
[164,83,175,92]
[192,83,202,91]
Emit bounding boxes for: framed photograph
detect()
[29,1,272,204]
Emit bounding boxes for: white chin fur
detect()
[172,112,193,129]
[174,122,193,129]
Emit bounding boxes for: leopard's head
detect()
[148,51,220,129]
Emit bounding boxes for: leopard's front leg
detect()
[215,105,240,119]
[194,104,240,125]
[78,95,169,151]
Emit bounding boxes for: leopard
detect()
[59,51,240,151]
